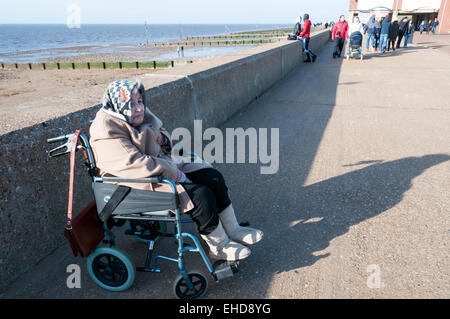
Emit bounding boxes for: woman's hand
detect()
[176,170,193,184]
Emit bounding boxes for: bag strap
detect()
[98,185,131,222]
[66,130,81,230]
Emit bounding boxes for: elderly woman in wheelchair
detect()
[92,78,263,255]
[47,79,263,298]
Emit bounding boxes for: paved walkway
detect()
[3,39,449,299]
[412,32,450,55]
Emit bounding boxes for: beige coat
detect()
[89,107,212,213]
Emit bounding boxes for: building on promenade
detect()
[349,0,450,34]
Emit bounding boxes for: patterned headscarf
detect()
[102,79,146,124]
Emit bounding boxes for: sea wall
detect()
[0,29,331,292]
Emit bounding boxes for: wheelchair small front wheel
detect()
[173,271,208,299]
[87,247,136,292]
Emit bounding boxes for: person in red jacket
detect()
[299,13,317,63]
[332,15,349,58]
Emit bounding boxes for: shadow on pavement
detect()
[209,40,345,297]
[359,45,429,60]
[219,153,449,297]
[271,154,450,271]
[210,40,449,297]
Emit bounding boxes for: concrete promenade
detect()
[413,33,450,55]
[3,38,449,298]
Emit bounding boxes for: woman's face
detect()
[131,90,145,126]
[340,16,345,22]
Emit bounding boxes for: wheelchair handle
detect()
[47,133,72,144]
[95,176,163,184]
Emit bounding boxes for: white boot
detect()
[219,204,264,245]
[200,220,251,261]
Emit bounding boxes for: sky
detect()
[0,0,349,24]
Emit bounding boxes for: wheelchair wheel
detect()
[173,271,208,299]
[127,221,167,243]
[87,247,136,292]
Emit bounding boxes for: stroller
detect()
[47,130,244,299]
[346,31,364,60]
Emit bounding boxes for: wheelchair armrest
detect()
[94,176,163,184]
[94,176,179,197]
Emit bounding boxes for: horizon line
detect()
[0,22,296,25]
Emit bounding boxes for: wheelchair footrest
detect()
[137,267,161,273]
[212,260,239,281]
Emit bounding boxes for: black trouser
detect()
[396,31,404,48]
[333,37,345,57]
[303,37,316,61]
[387,37,396,51]
[181,168,232,235]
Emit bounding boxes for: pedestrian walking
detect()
[404,19,414,47]
[347,16,364,53]
[424,20,430,35]
[396,17,409,48]
[379,15,391,53]
[332,15,349,58]
[180,45,184,57]
[364,14,380,51]
[427,19,433,35]
[375,17,383,50]
[432,18,439,35]
[299,13,317,63]
[419,20,425,34]
[349,16,364,34]
[177,45,180,57]
[387,20,399,51]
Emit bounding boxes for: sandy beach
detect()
[0,43,262,135]
[4,44,186,64]
[0,66,160,135]
[4,41,270,64]
[0,26,291,135]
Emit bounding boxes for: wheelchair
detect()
[47,130,240,299]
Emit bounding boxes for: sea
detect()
[0,24,291,63]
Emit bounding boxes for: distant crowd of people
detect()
[334,15,439,56]
[292,14,440,61]
[332,14,415,56]
[419,18,440,34]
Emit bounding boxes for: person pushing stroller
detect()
[346,16,364,60]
